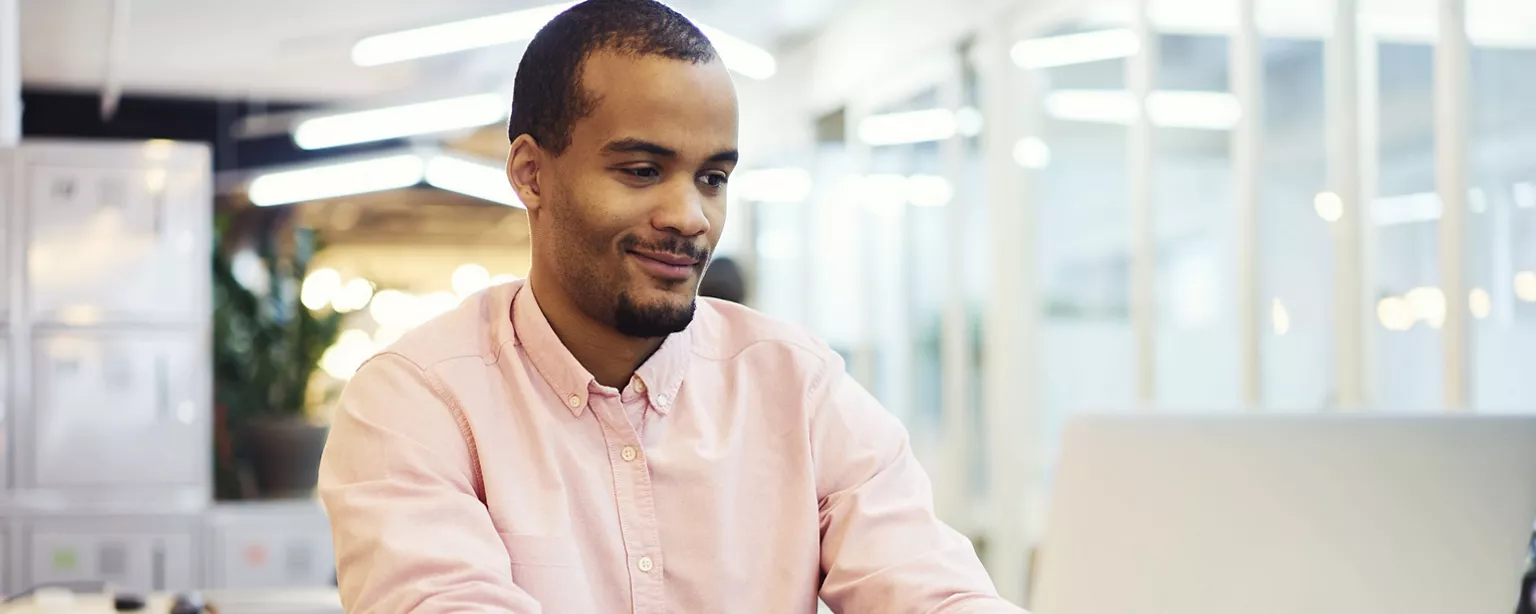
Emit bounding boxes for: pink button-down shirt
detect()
[319,280,1024,613]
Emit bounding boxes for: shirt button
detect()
[566,395,581,409]
[632,378,646,394]
[637,556,654,572]
[621,445,638,462]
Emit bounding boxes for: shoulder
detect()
[366,285,517,373]
[689,298,845,383]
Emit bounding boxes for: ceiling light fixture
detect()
[352,3,577,67]
[293,93,508,150]
[857,108,980,146]
[248,154,426,207]
[1013,137,1052,169]
[351,2,775,79]
[247,151,526,208]
[696,24,777,80]
[1012,29,1140,69]
[424,154,523,208]
[733,168,813,203]
[1043,90,1241,130]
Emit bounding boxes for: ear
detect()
[507,134,545,213]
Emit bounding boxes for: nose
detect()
[652,177,712,238]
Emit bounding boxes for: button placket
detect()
[624,441,666,610]
[589,395,666,610]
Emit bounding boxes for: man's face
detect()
[530,52,738,338]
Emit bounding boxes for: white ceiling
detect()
[20,0,842,102]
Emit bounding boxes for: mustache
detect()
[619,234,710,264]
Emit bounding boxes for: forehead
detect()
[572,51,739,153]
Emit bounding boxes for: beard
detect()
[613,289,697,338]
[609,233,708,337]
[546,188,710,339]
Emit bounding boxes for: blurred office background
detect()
[0,0,1533,607]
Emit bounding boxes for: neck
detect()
[527,270,665,389]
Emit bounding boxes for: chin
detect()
[614,286,699,338]
[634,284,696,311]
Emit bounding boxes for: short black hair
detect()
[508,0,719,154]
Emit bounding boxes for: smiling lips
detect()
[628,248,700,281]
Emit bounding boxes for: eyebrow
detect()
[603,138,675,158]
[601,138,739,164]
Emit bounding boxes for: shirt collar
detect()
[631,325,689,416]
[511,281,691,418]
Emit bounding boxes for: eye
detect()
[622,167,661,180]
[698,171,729,189]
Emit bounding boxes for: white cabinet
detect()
[1,528,9,596]
[206,503,335,589]
[0,149,11,322]
[0,139,213,595]
[0,337,9,491]
[29,332,206,488]
[25,524,196,592]
[22,143,208,324]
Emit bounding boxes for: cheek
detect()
[551,183,618,243]
[706,201,728,242]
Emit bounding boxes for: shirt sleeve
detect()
[812,366,1028,614]
[318,352,543,614]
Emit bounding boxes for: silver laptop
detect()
[1031,413,1536,614]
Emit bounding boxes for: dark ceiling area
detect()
[20,88,408,172]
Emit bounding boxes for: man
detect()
[318,1,1024,612]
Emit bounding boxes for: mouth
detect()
[627,248,701,282]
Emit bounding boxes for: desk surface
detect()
[1,589,342,614]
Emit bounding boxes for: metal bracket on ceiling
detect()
[100,0,131,122]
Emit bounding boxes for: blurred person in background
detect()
[696,255,745,303]
[317,1,1023,613]
[1520,523,1536,614]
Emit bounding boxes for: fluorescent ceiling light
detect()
[1044,90,1138,125]
[697,24,777,80]
[248,154,426,206]
[858,108,982,146]
[839,174,954,209]
[1314,191,1344,222]
[842,174,909,209]
[1012,29,1140,69]
[352,3,577,67]
[424,155,523,208]
[1149,91,1243,130]
[1372,192,1443,226]
[1043,90,1240,130]
[294,93,508,150]
[1517,271,1536,303]
[247,151,525,207]
[351,3,776,79]
[954,107,985,136]
[1514,182,1535,209]
[1370,188,1489,226]
[732,167,812,203]
[1012,137,1052,169]
[906,175,954,207]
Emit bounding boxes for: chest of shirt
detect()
[450,365,825,611]
[470,381,817,523]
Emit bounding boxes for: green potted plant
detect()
[212,213,345,499]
